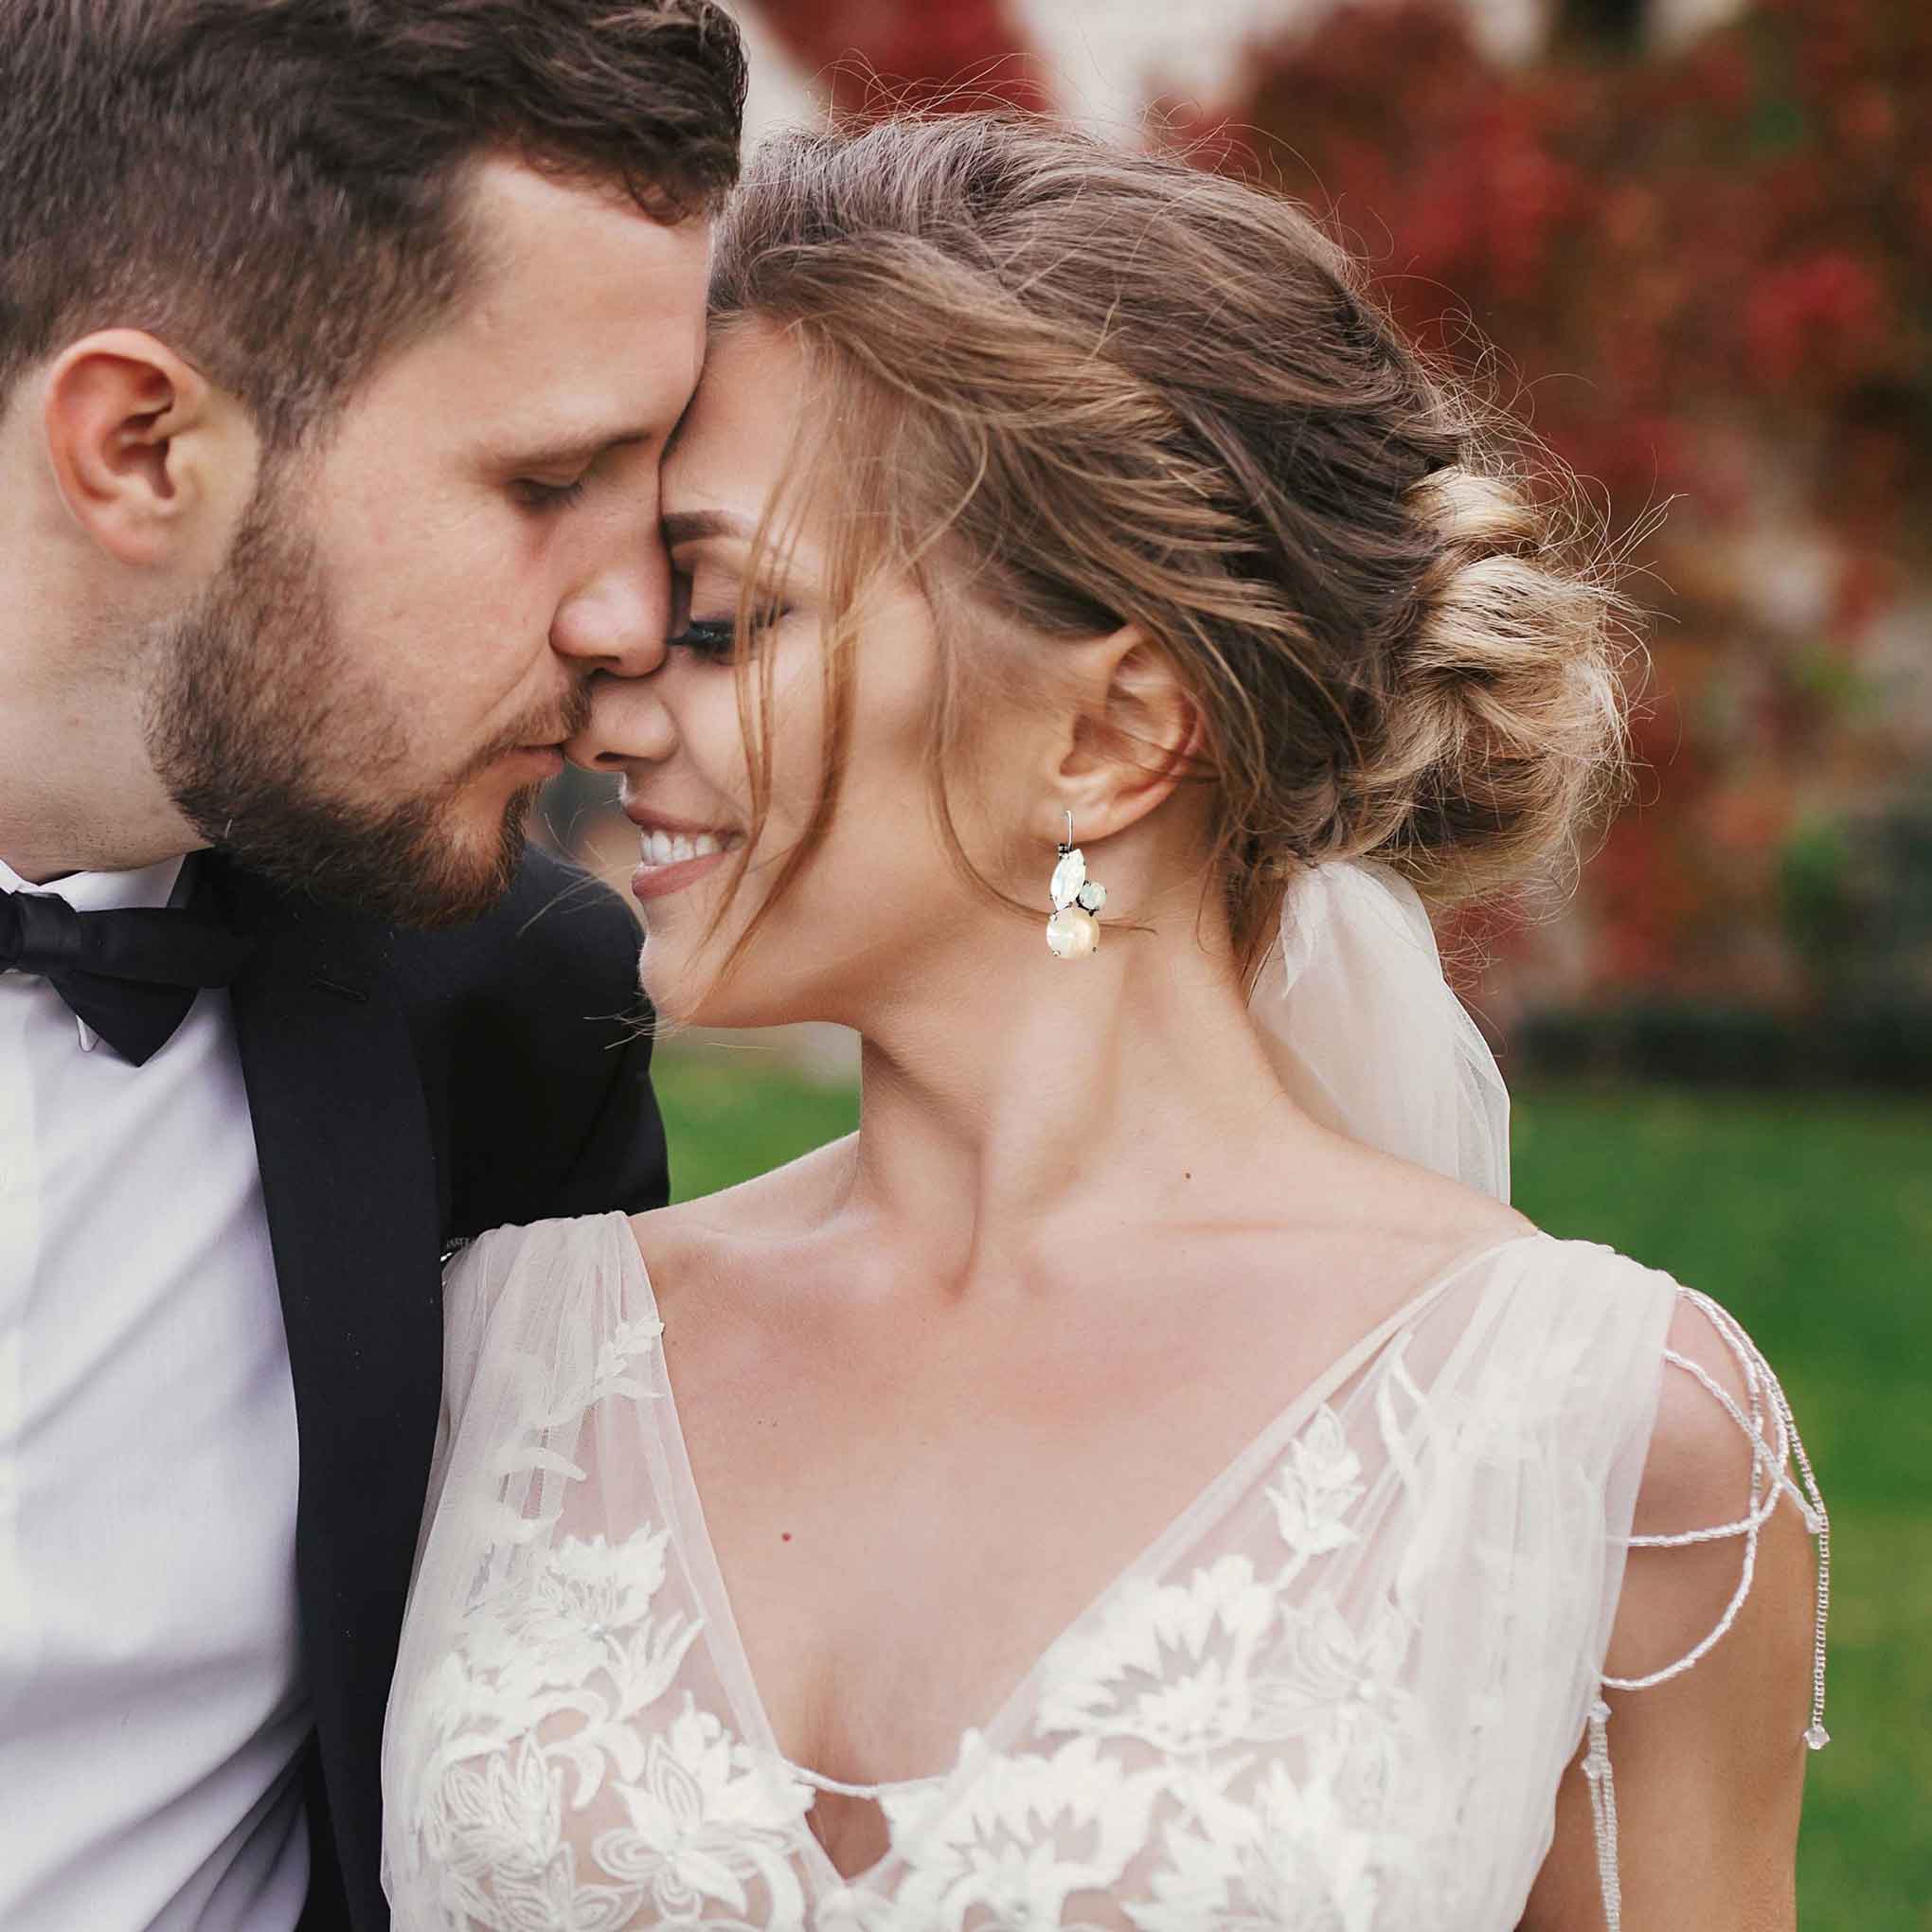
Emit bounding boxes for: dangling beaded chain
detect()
[1584,1286,1832,1931]
[790,1764,894,1800]
[1607,1289,1832,1734]
[1581,1699,1622,1929]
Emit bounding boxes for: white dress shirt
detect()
[0,854,308,1931]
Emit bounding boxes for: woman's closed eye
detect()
[668,616,738,661]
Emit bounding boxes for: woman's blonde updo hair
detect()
[710,114,1634,969]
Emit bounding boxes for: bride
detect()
[382,115,1828,1931]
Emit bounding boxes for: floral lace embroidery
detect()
[398,1304,821,1930]
[411,1521,818,1930]
[816,1413,1427,1932]
[399,1384,1427,1931]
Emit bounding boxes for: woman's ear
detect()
[41,329,258,571]
[1049,624,1203,843]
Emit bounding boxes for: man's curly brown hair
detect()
[0,0,747,445]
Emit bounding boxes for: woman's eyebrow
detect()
[664,509,756,546]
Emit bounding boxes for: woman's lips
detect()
[631,826,741,903]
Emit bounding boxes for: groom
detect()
[0,4,743,1928]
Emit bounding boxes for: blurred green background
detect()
[653,1046,1930,1927]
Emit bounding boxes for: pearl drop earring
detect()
[1046,811,1106,959]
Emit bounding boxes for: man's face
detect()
[150,157,711,925]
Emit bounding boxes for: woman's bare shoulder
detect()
[626,1132,858,1305]
[1261,1135,1540,1281]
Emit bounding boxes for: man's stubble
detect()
[145,462,587,928]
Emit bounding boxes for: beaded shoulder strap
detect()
[1581,1288,1830,1930]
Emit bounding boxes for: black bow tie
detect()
[0,879,255,1065]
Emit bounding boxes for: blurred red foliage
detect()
[759,0,1048,114]
[1221,0,1930,492]
[1211,0,1932,1012]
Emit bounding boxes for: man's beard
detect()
[144,472,587,929]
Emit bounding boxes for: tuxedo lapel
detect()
[217,862,443,1931]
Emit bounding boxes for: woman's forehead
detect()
[665,329,839,576]
[673,321,800,449]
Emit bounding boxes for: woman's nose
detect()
[565,665,677,774]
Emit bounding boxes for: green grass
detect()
[655,1046,861,1205]
[653,1051,1931,1927]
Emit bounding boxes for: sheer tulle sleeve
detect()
[1579,1285,1831,1931]
[409,1224,528,1575]
[383,1217,651,1920]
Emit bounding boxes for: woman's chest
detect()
[665,1294,1411,1788]
[686,1408,1243,1786]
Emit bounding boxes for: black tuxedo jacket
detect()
[203,848,668,1932]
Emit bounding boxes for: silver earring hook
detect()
[1064,810,1075,847]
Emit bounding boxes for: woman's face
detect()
[573,323,1052,1029]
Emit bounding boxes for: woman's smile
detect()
[629,814,744,901]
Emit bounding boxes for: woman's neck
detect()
[834,899,1328,1292]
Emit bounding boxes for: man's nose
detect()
[551,540,669,681]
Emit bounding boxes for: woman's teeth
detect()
[638,828,733,868]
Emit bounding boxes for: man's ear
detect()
[1048,625,1203,843]
[41,330,258,569]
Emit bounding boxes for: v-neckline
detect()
[607,1211,1549,1899]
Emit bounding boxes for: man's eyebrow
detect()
[498,428,653,472]
[664,509,756,546]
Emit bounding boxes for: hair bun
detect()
[1343,465,1635,904]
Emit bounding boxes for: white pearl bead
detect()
[1046,906,1100,958]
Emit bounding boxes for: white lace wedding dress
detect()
[381,1210,1825,1932]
